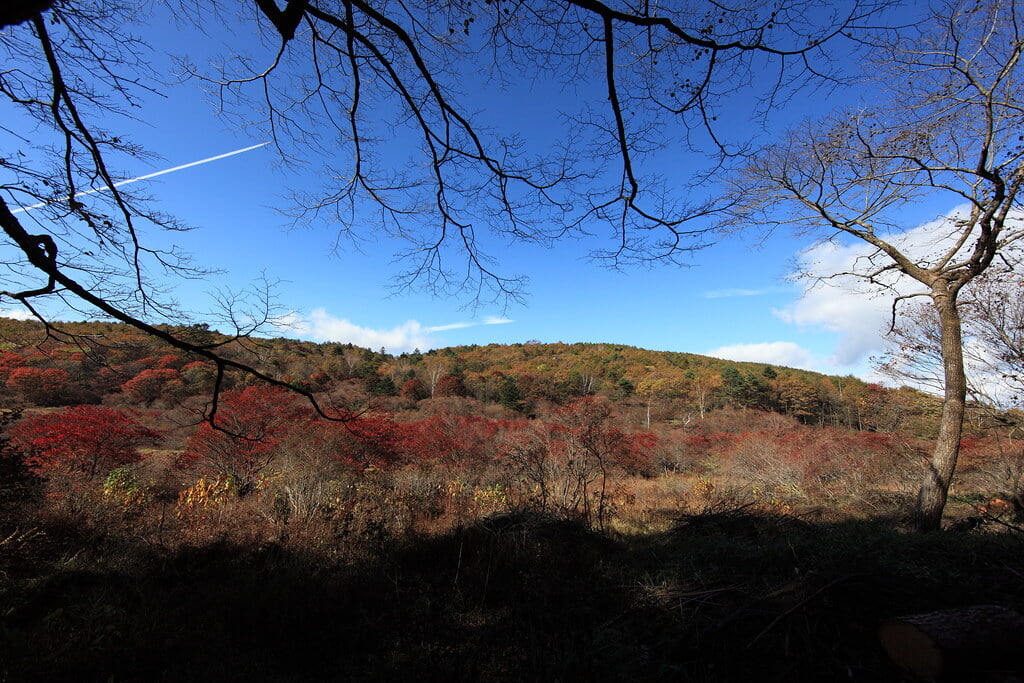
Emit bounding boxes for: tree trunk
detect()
[878,605,1024,681]
[915,286,968,532]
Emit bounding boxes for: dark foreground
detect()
[2,502,1023,683]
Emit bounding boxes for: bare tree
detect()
[727,0,1024,530]
[179,0,897,295]
[422,356,450,397]
[876,304,948,396]
[879,270,1024,511]
[878,268,1024,405]
[963,269,1024,404]
[1,0,888,418]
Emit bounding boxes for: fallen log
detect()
[878,605,1024,681]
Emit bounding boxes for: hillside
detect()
[1,318,1022,682]
[0,317,943,437]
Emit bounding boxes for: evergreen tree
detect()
[498,376,526,413]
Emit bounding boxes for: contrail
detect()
[13,142,270,213]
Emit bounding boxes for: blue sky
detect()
[0,3,948,380]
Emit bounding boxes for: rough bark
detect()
[879,605,1024,681]
[915,285,968,532]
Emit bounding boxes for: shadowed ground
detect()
[2,501,1023,682]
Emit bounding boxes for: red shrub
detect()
[723,425,906,496]
[181,386,311,493]
[154,354,184,369]
[400,378,428,401]
[8,405,159,480]
[399,412,505,468]
[121,368,183,404]
[618,430,660,476]
[6,366,70,405]
[342,413,407,469]
[434,374,467,397]
[0,351,25,382]
[554,396,658,475]
[295,412,407,471]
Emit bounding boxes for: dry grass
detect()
[2,439,1023,682]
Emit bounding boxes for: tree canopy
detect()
[1,0,888,370]
[725,0,1023,529]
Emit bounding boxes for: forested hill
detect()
[0,317,940,434]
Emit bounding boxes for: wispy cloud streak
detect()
[702,288,765,299]
[428,317,514,332]
[13,142,270,213]
[428,322,475,332]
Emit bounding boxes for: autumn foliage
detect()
[498,397,659,527]
[400,412,508,468]
[181,385,310,493]
[7,405,158,480]
[6,367,70,405]
[0,317,1017,535]
[399,378,428,401]
[433,374,467,397]
[291,412,406,472]
[121,368,184,404]
[1,310,1022,683]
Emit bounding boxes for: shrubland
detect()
[1,318,1022,681]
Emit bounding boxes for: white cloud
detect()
[273,309,515,353]
[0,309,35,321]
[276,308,437,353]
[707,207,1023,379]
[773,271,895,367]
[706,341,816,369]
[773,206,999,369]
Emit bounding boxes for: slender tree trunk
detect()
[915,287,968,532]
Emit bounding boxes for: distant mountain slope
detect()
[0,316,942,435]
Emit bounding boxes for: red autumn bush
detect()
[121,368,184,405]
[0,351,26,382]
[500,397,658,526]
[6,366,70,405]
[433,374,467,397]
[399,378,428,401]
[153,353,184,369]
[721,425,908,500]
[334,413,407,470]
[181,386,311,494]
[7,405,159,480]
[399,412,507,469]
[554,396,658,475]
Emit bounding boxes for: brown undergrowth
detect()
[2,452,1023,683]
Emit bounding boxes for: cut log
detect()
[878,605,1024,681]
